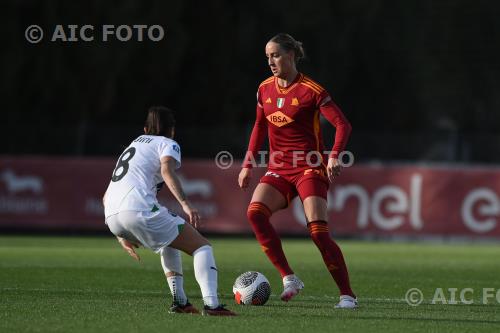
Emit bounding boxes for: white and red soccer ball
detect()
[233,271,271,306]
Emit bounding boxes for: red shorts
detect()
[259,168,329,206]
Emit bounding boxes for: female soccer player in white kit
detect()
[103,106,235,316]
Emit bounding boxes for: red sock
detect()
[308,220,355,297]
[247,202,293,278]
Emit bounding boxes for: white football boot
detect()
[335,295,358,309]
[280,274,304,302]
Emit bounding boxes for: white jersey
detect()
[104,135,181,218]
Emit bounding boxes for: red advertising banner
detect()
[1,157,500,238]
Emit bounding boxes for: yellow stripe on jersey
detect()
[262,77,274,84]
[313,110,321,153]
[259,76,274,88]
[303,81,324,94]
[300,82,322,95]
[303,76,325,92]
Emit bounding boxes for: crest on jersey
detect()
[276,98,285,109]
[266,111,294,127]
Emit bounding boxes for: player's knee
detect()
[303,207,328,222]
[184,239,210,256]
[173,227,210,255]
[247,202,272,221]
[195,236,210,249]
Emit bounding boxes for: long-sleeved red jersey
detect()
[243,73,352,175]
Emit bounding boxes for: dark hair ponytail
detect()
[144,106,176,137]
[269,33,305,63]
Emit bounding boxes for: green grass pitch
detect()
[1,236,499,332]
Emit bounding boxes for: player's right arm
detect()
[160,156,201,227]
[117,236,141,261]
[239,90,268,189]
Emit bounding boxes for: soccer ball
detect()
[232,271,271,305]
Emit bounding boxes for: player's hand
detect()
[327,157,341,183]
[238,167,252,189]
[117,237,141,261]
[181,201,201,228]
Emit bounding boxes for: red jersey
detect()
[243,73,352,175]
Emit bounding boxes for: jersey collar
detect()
[274,73,303,95]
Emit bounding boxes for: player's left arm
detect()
[160,156,201,227]
[317,92,352,182]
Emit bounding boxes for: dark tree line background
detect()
[2,0,500,162]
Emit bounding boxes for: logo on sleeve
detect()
[172,145,180,153]
[266,111,294,127]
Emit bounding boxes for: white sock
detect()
[166,276,187,305]
[192,245,219,308]
[160,246,187,305]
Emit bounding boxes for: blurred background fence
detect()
[1,0,500,237]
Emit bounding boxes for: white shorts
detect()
[105,206,185,253]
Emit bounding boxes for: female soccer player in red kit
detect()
[238,33,357,308]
